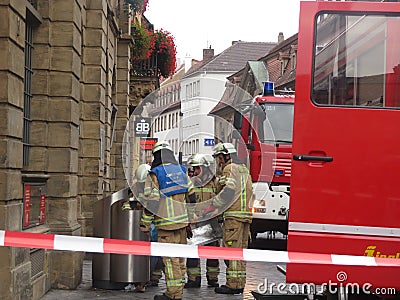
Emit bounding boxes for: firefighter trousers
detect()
[222,218,251,289]
[186,240,219,281]
[158,227,187,299]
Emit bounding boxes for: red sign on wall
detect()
[39,194,46,223]
[140,138,158,150]
[23,185,31,227]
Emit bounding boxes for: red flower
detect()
[152,29,177,78]
[131,25,177,78]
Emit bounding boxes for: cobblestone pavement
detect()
[42,258,286,300]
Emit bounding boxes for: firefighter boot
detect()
[207,275,219,287]
[154,294,181,300]
[214,285,244,295]
[184,276,201,288]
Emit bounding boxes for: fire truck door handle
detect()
[293,154,333,162]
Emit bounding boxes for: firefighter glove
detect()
[186,225,193,239]
[203,205,217,215]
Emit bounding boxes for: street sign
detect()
[204,138,215,146]
[140,137,158,150]
[134,118,151,137]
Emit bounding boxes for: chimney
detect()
[278,32,284,44]
[184,54,192,73]
[203,45,214,61]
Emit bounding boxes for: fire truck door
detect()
[287,1,400,288]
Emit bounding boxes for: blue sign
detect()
[204,138,215,146]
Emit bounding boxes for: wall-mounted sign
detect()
[23,185,31,227]
[39,194,46,223]
[134,118,152,137]
[140,137,158,150]
[204,138,215,146]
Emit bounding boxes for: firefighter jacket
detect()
[191,176,217,215]
[141,164,195,231]
[213,161,253,222]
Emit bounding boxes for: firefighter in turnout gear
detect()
[122,163,150,211]
[140,141,196,300]
[209,142,253,295]
[185,154,220,289]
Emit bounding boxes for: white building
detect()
[151,59,198,162]
[180,42,277,162]
[151,42,276,164]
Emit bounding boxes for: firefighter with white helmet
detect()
[209,142,253,295]
[139,140,196,300]
[184,154,220,289]
[213,142,237,156]
[136,163,151,183]
[151,140,173,153]
[122,163,150,210]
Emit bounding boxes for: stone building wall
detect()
[0,2,30,300]
[0,0,133,299]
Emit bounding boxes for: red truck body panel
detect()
[288,1,400,289]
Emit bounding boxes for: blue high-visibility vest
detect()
[151,164,188,197]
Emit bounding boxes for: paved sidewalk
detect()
[42,259,286,300]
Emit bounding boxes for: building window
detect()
[23,22,34,166]
[291,53,297,70]
[110,104,118,148]
[280,60,285,76]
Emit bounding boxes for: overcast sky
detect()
[144,0,310,62]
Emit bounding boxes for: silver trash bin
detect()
[110,200,150,283]
[92,187,150,289]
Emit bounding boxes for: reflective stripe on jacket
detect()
[144,171,194,230]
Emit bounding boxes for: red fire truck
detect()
[257,0,400,299]
[235,82,294,240]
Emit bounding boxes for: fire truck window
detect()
[312,13,400,109]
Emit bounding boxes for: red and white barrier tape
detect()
[1,230,399,267]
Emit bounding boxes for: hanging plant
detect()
[130,22,177,78]
[131,21,154,61]
[152,29,177,78]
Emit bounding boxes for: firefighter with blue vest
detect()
[140,140,196,300]
[206,142,253,295]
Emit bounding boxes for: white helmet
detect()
[152,140,172,154]
[187,154,214,168]
[213,142,237,156]
[135,164,151,183]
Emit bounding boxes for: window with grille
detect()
[23,22,33,166]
